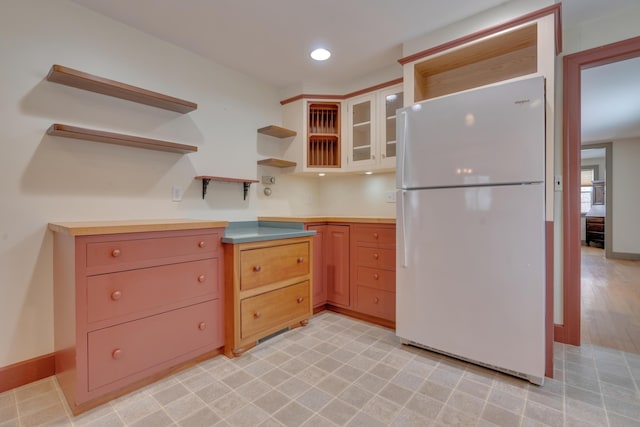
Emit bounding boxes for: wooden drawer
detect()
[355,266,395,292]
[86,233,220,273]
[355,286,395,321]
[240,242,309,290]
[240,281,310,339]
[351,225,395,246]
[586,216,604,223]
[586,222,604,232]
[355,247,395,270]
[87,259,220,325]
[87,299,222,391]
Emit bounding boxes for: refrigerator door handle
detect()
[398,111,408,189]
[399,189,408,268]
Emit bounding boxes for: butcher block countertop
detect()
[258,216,396,224]
[48,219,229,236]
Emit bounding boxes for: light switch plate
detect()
[554,175,562,192]
[385,191,396,203]
[172,185,183,201]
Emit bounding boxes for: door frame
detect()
[558,35,640,345]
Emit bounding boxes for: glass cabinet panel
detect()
[384,91,403,159]
[352,100,372,162]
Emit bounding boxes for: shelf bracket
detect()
[243,182,251,200]
[201,179,211,199]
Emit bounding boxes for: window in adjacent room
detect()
[580,166,598,214]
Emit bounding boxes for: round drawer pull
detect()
[297,257,304,264]
[198,241,206,248]
[198,322,207,331]
[198,274,206,283]
[373,297,380,304]
[373,233,379,239]
[373,273,379,280]
[112,348,123,360]
[297,297,304,303]
[254,312,261,319]
[373,253,379,260]
[253,265,262,272]
[110,290,122,301]
[111,249,121,258]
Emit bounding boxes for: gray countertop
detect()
[221,221,316,244]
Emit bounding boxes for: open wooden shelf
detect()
[257,158,297,168]
[257,125,297,139]
[46,64,198,113]
[195,176,259,200]
[47,124,198,154]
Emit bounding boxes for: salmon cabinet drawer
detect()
[355,266,396,292]
[355,247,395,270]
[87,299,222,391]
[86,233,221,273]
[240,242,309,290]
[240,281,310,339]
[355,286,396,321]
[351,225,395,246]
[87,259,220,325]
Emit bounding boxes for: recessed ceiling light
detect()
[318,173,326,177]
[365,171,373,175]
[310,48,331,61]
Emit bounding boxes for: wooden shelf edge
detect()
[257,125,297,139]
[47,124,198,154]
[46,64,197,113]
[194,176,259,200]
[257,158,297,168]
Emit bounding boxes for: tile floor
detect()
[1,311,640,426]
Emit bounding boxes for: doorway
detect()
[559,35,640,346]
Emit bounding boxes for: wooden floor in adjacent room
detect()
[581,245,640,354]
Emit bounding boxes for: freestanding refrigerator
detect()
[396,76,546,385]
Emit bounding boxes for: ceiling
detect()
[70,0,640,141]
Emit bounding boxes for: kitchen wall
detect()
[0,0,321,368]
[317,173,396,217]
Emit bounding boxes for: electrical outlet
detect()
[172,185,183,202]
[385,191,396,203]
[554,175,562,192]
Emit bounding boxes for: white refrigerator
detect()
[396,76,546,385]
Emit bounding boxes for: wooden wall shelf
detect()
[257,158,297,168]
[195,176,259,200]
[257,125,296,139]
[47,124,198,154]
[46,64,198,113]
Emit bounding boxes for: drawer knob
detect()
[254,312,261,319]
[297,297,304,303]
[111,249,121,258]
[198,241,206,248]
[112,348,123,360]
[110,290,122,301]
[373,297,380,304]
[373,253,379,260]
[297,257,304,264]
[373,273,379,280]
[253,265,262,272]
[373,233,379,239]
[198,322,207,331]
[198,274,206,283]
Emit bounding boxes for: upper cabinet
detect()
[346,83,403,171]
[280,81,402,174]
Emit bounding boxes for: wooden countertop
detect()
[258,216,396,224]
[48,219,229,236]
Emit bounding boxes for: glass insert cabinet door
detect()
[351,99,372,162]
[384,91,403,160]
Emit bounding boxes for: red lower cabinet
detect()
[50,223,225,414]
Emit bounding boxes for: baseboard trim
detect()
[0,353,55,393]
[610,251,640,261]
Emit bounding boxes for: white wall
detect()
[0,0,321,367]
[317,173,396,217]
[611,138,640,254]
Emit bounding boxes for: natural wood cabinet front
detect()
[240,242,309,290]
[224,236,313,357]
[241,281,310,339]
